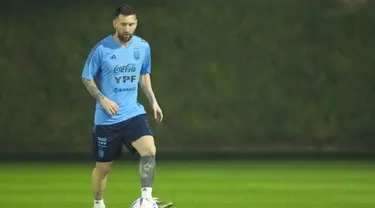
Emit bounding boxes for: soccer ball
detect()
[130,198,158,208]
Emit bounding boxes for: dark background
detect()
[1,0,374,161]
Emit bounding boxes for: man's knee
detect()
[94,161,114,175]
[132,136,156,156]
[138,143,156,156]
[144,145,156,156]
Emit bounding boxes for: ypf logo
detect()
[97,137,107,148]
[115,75,136,84]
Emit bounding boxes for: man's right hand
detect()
[100,97,119,117]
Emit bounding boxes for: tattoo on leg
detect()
[139,155,155,187]
[94,191,104,200]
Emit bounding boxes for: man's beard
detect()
[118,33,132,43]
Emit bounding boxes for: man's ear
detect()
[112,19,116,28]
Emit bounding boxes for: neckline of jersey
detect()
[110,34,134,50]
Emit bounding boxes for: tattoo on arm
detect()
[82,78,105,102]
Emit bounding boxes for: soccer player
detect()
[81,4,173,208]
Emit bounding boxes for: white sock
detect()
[141,187,152,199]
[94,199,104,205]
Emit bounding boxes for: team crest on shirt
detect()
[133,48,140,61]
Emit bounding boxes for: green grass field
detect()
[1,160,374,208]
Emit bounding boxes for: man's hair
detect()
[114,4,137,19]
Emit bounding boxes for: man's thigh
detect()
[132,135,156,156]
[122,114,154,155]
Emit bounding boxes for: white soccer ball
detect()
[130,198,158,208]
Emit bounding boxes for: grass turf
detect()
[1,160,374,208]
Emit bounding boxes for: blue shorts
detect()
[91,114,152,162]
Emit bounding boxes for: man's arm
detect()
[81,44,105,102]
[81,78,105,102]
[139,44,162,122]
[140,44,157,105]
[139,74,157,105]
[140,74,163,123]
[81,43,119,116]
[82,77,118,116]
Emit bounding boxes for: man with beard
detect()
[81,4,173,208]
